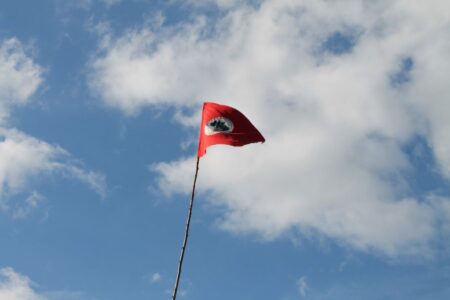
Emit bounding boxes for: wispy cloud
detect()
[297,276,308,298]
[0,128,107,214]
[0,38,107,218]
[11,192,45,220]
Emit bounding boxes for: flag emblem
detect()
[204,117,234,135]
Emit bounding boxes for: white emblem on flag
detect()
[204,117,234,135]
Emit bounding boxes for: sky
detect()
[1,0,450,299]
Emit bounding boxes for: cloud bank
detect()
[89,0,450,257]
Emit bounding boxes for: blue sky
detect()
[1,1,450,299]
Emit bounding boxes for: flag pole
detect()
[172,156,200,300]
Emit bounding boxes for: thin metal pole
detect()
[172,157,200,300]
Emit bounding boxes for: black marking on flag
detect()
[205,117,234,135]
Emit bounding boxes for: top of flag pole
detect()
[197,102,265,157]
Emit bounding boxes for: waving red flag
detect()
[172,102,265,299]
[197,102,265,157]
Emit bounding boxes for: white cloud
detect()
[0,128,66,195]
[297,276,308,298]
[0,38,43,123]
[0,128,107,212]
[0,38,106,217]
[0,267,46,300]
[90,0,450,257]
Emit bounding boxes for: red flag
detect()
[197,102,265,157]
